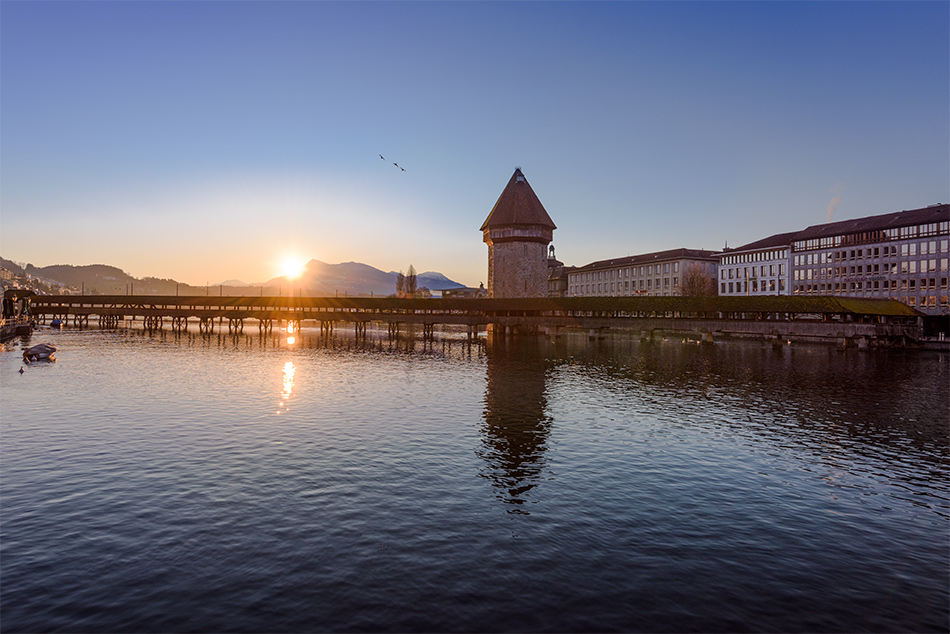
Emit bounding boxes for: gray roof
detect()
[794,204,948,242]
[724,231,800,254]
[573,248,719,273]
[722,204,948,255]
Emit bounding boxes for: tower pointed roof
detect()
[480,168,557,231]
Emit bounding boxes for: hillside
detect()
[1,258,465,297]
[263,260,465,297]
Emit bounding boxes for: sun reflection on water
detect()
[285,321,297,345]
[277,361,296,414]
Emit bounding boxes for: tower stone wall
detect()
[486,240,550,298]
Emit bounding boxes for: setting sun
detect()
[281,257,306,280]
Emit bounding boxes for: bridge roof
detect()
[480,168,556,231]
[32,294,920,317]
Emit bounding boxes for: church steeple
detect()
[481,168,556,298]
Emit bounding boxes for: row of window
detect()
[794,259,950,280]
[721,264,786,279]
[570,277,681,295]
[793,239,949,266]
[794,277,948,292]
[792,221,950,252]
[721,249,788,265]
[571,262,687,283]
[722,279,787,294]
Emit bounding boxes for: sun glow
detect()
[281,257,306,280]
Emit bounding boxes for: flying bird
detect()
[380,154,406,172]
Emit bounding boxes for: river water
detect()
[2,325,947,632]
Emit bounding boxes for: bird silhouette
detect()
[380,154,405,171]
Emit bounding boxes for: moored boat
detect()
[2,289,36,341]
[23,343,57,363]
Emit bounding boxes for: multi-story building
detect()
[718,232,795,296]
[567,248,718,297]
[717,204,949,316]
[790,204,949,314]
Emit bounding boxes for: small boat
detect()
[2,289,36,341]
[50,318,64,329]
[23,343,57,363]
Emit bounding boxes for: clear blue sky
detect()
[2,1,947,287]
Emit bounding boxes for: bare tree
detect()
[406,265,417,298]
[396,271,406,298]
[678,264,717,296]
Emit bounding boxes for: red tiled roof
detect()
[480,168,556,231]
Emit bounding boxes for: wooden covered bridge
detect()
[28,294,923,347]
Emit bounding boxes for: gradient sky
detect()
[2,1,947,287]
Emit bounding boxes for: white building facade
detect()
[718,232,795,296]
[567,249,718,297]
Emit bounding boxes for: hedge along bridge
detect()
[30,294,923,347]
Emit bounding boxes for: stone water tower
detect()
[481,168,556,298]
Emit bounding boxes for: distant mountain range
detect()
[0,257,465,297]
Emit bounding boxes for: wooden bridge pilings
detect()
[26,294,924,346]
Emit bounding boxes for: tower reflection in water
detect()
[478,335,553,514]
